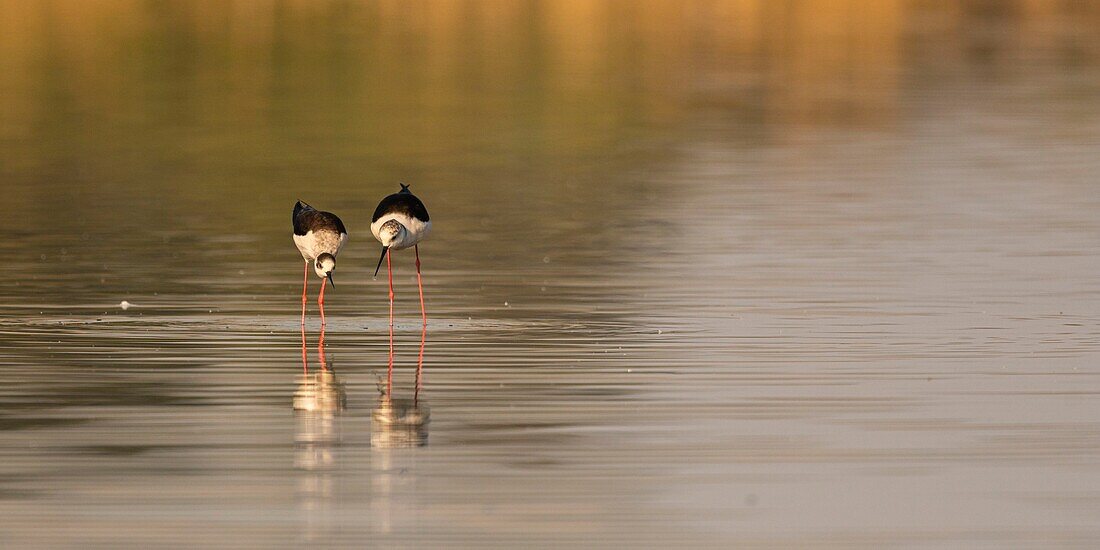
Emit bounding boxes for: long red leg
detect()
[317,276,328,371]
[386,248,395,395]
[414,245,426,400]
[301,262,309,374]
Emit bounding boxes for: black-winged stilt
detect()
[371,183,431,391]
[293,200,348,372]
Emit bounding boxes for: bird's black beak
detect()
[374,247,389,277]
[326,273,335,289]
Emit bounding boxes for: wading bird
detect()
[371,184,431,390]
[293,200,348,371]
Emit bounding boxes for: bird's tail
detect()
[293,200,313,220]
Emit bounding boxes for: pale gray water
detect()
[2,1,1100,547]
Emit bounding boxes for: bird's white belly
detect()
[294,230,348,260]
[371,214,431,250]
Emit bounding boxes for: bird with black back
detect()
[293,200,348,372]
[371,183,431,392]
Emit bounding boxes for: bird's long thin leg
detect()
[386,248,395,395]
[414,245,426,400]
[317,276,328,371]
[301,261,309,374]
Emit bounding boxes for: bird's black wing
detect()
[294,204,347,236]
[372,192,430,223]
[293,200,312,232]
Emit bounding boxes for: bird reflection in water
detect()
[293,368,346,470]
[369,395,430,534]
[293,367,347,541]
[371,396,430,448]
[370,304,430,448]
[293,368,347,416]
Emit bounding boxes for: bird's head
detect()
[314,253,336,288]
[373,220,406,277]
[378,219,405,248]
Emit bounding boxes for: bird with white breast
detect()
[292,200,348,371]
[371,183,431,386]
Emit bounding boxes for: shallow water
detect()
[3,1,1100,547]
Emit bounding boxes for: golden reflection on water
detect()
[3,0,1100,274]
[0,0,906,153]
[5,1,1097,210]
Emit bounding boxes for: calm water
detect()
[3,1,1100,547]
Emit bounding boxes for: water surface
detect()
[2,1,1100,547]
